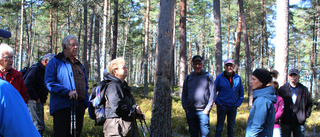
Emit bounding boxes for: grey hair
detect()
[62,35,78,47]
[0,43,14,60]
[42,53,55,61]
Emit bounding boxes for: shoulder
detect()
[11,68,23,77]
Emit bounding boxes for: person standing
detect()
[102,57,144,137]
[45,35,89,137]
[272,81,284,137]
[182,55,216,137]
[214,59,244,137]
[0,43,28,104]
[24,53,55,136]
[245,68,278,137]
[278,68,313,137]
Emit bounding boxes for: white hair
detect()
[42,53,55,61]
[62,35,78,48]
[0,43,14,60]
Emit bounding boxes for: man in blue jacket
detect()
[214,59,244,137]
[45,35,89,137]
[182,55,216,137]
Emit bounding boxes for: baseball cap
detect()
[224,59,234,65]
[0,29,12,39]
[192,55,203,62]
[289,68,299,75]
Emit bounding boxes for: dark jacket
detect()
[215,72,244,107]
[102,73,137,120]
[182,70,216,112]
[24,61,48,103]
[278,83,313,125]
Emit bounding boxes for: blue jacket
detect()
[0,79,40,137]
[245,86,277,137]
[215,72,244,107]
[45,53,89,115]
[182,70,216,112]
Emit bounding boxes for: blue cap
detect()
[0,29,12,38]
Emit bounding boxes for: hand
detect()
[68,91,78,99]
[34,98,41,103]
[203,110,209,114]
[136,105,142,114]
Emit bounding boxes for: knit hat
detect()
[252,69,272,86]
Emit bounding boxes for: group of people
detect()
[182,55,313,137]
[0,31,143,137]
[0,28,314,137]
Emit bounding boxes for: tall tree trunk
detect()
[19,0,24,70]
[171,5,176,93]
[101,0,108,80]
[179,0,187,97]
[238,0,253,107]
[24,8,30,67]
[234,12,242,74]
[150,0,175,136]
[144,0,150,96]
[214,0,222,76]
[49,0,53,53]
[83,0,88,77]
[87,5,94,80]
[111,0,118,60]
[275,0,289,87]
[311,5,318,98]
[94,14,101,82]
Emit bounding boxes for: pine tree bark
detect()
[214,0,222,76]
[275,0,289,87]
[179,0,187,97]
[111,0,118,60]
[144,0,150,96]
[94,14,101,82]
[150,0,175,136]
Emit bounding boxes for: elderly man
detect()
[0,43,28,104]
[214,59,244,137]
[182,55,216,137]
[45,35,89,137]
[24,53,55,136]
[278,68,313,137]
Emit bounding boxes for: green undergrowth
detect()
[42,82,320,137]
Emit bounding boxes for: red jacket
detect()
[0,68,28,104]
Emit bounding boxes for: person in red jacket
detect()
[0,43,28,104]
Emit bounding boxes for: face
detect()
[192,60,203,74]
[250,75,263,90]
[0,51,13,70]
[224,63,234,75]
[64,39,79,58]
[289,73,299,85]
[114,64,128,80]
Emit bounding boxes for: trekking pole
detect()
[139,116,146,137]
[139,109,151,137]
[70,99,76,137]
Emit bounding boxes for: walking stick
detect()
[71,99,76,137]
[139,117,146,137]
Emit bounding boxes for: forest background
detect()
[0,0,319,136]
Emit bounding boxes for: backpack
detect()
[88,80,111,126]
[20,64,36,80]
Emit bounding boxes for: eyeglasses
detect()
[2,55,14,60]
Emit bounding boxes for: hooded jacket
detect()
[245,86,277,137]
[278,83,313,125]
[102,73,137,120]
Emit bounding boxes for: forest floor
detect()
[42,83,320,137]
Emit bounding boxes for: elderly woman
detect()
[103,57,144,137]
[245,68,278,137]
